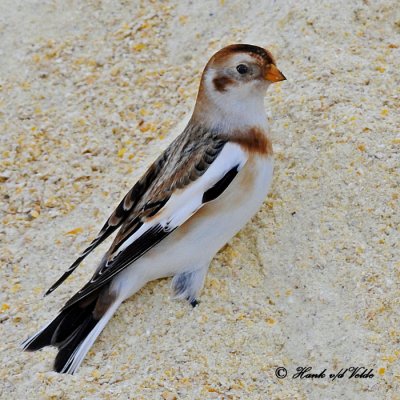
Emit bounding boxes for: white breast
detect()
[191,155,274,252]
[156,155,274,271]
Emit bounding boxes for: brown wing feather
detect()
[58,124,226,309]
[44,150,168,295]
[104,125,225,256]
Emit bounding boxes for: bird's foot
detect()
[188,298,199,308]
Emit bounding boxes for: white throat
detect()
[194,69,270,132]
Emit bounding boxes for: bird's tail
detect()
[21,290,121,374]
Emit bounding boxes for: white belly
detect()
[114,156,273,298]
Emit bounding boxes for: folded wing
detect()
[62,141,247,309]
[44,151,169,296]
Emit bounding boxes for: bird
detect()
[21,44,286,374]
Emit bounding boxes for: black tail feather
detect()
[22,296,97,351]
[51,300,96,346]
[22,290,103,374]
[53,314,98,373]
[22,311,68,352]
[22,284,117,374]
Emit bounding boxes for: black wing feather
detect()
[202,165,240,203]
[62,224,176,310]
[45,155,167,296]
[63,162,241,309]
[44,232,113,296]
[51,130,233,309]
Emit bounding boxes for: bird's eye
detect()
[236,64,249,74]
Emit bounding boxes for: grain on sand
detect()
[0,0,399,399]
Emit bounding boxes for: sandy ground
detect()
[0,0,399,399]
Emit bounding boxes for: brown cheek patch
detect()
[213,76,235,92]
[231,127,273,156]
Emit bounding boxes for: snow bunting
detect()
[22,44,286,374]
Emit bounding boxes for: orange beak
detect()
[265,64,286,83]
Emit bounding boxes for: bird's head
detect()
[193,44,286,130]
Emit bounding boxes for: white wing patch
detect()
[113,142,247,256]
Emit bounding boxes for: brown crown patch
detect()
[209,44,276,68]
[230,127,273,156]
